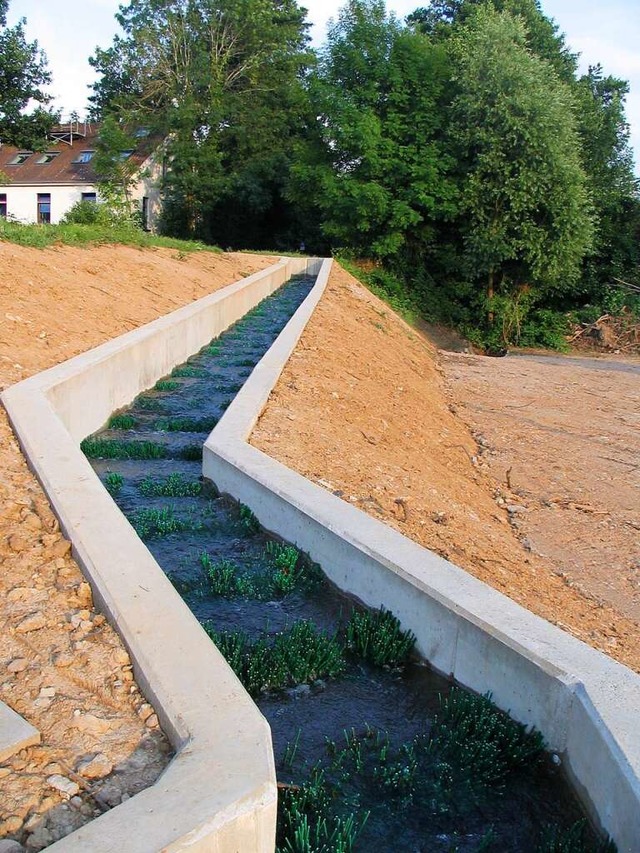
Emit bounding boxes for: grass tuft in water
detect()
[154,416,218,433]
[171,365,209,378]
[536,819,617,853]
[104,471,124,495]
[179,444,202,461]
[136,395,165,411]
[138,473,202,498]
[130,505,202,539]
[265,541,304,595]
[206,620,344,696]
[200,554,255,598]
[81,438,167,460]
[432,688,545,787]
[155,379,180,392]
[108,413,136,430]
[238,502,260,534]
[344,607,416,668]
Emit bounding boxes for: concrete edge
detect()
[0,256,321,852]
[203,258,640,850]
[0,701,41,763]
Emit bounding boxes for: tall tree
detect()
[0,0,57,148]
[447,5,593,319]
[90,0,311,246]
[289,0,456,260]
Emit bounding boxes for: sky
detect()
[6,0,640,173]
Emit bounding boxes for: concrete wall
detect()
[203,258,640,851]
[3,254,639,850]
[1,257,319,853]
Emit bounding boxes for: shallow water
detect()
[86,276,604,852]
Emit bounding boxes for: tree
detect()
[573,66,640,301]
[0,0,57,148]
[90,0,312,246]
[289,0,456,260]
[447,5,594,326]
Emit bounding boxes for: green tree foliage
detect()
[573,66,640,301]
[289,0,456,260]
[0,0,58,148]
[447,6,594,318]
[90,0,311,247]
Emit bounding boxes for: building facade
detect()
[0,122,163,230]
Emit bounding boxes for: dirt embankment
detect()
[252,264,640,672]
[0,242,274,849]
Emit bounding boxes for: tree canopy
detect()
[0,0,58,148]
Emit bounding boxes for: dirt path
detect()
[0,242,274,850]
[252,263,640,672]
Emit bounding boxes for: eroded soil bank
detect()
[0,242,274,849]
[252,263,640,673]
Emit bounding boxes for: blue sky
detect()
[7,0,640,173]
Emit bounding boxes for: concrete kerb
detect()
[204,259,640,850]
[1,257,321,852]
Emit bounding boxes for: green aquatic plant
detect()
[344,607,416,668]
[265,541,303,595]
[81,438,167,460]
[108,413,136,430]
[179,444,202,461]
[207,620,344,696]
[238,502,260,534]
[104,471,124,495]
[138,473,202,497]
[171,364,209,378]
[200,554,255,598]
[432,688,545,787]
[155,379,180,392]
[130,506,202,539]
[536,820,617,853]
[136,395,165,411]
[155,416,218,433]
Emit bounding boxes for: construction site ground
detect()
[0,245,638,849]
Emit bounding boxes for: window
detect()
[72,150,95,164]
[8,152,31,165]
[134,127,150,138]
[81,192,97,203]
[0,194,6,218]
[141,196,149,231]
[37,193,51,224]
[119,150,134,160]
[36,152,60,164]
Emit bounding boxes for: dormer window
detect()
[8,152,31,165]
[37,152,60,164]
[72,150,95,164]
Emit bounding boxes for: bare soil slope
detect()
[252,264,640,672]
[0,242,274,849]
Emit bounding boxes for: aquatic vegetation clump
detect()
[81,437,167,460]
[155,416,217,433]
[104,471,124,495]
[432,688,545,786]
[266,541,304,595]
[238,502,260,534]
[139,473,202,497]
[130,505,201,539]
[200,554,255,598]
[207,620,345,696]
[344,607,416,668]
[155,379,180,392]
[108,413,136,430]
[171,364,209,378]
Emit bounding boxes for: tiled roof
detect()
[0,124,155,186]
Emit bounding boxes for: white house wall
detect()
[3,184,98,225]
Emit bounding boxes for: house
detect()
[0,121,163,230]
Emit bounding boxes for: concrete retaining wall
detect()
[1,257,320,853]
[204,258,640,851]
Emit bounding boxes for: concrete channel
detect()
[2,256,639,851]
